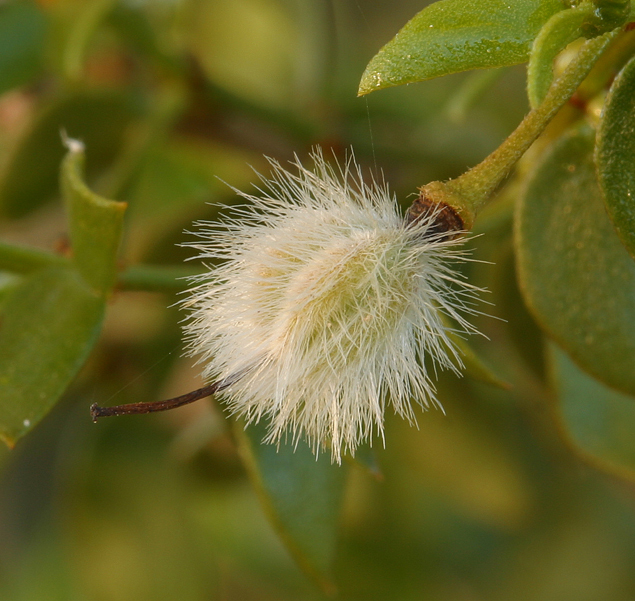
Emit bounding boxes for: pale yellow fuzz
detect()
[183,149,483,463]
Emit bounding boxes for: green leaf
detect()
[358,0,563,95]
[0,92,138,219]
[0,272,21,309]
[0,0,47,95]
[56,0,115,82]
[527,3,595,109]
[549,343,635,482]
[235,420,347,594]
[0,143,127,445]
[61,143,127,294]
[596,53,635,259]
[0,267,104,447]
[449,329,511,390]
[516,125,635,396]
[494,239,547,378]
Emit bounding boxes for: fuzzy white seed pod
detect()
[182,149,482,463]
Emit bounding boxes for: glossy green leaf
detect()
[527,3,594,109]
[235,420,347,594]
[61,144,127,293]
[596,54,635,259]
[516,125,635,396]
[0,0,47,95]
[0,92,138,218]
[549,344,635,481]
[0,267,104,447]
[358,0,563,95]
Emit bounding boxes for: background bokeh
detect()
[1,0,635,599]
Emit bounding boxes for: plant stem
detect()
[90,368,247,420]
[428,29,620,228]
[91,382,222,420]
[0,240,203,292]
[0,241,67,274]
[118,264,205,292]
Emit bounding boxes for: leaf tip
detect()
[499,379,514,391]
[0,433,16,450]
[60,129,85,155]
[356,81,371,97]
[357,66,385,96]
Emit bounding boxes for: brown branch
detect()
[90,380,228,422]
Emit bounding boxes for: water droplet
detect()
[23,419,30,428]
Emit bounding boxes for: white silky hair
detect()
[182,149,483,463]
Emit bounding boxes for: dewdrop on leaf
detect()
[90,149,483,463]
[181,149,482,463]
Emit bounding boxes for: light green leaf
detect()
[0,0,47,95]
[0,143,127,445]
[235,420,347,594]
[358,0,563,95]
[596,53,635,259]
[527,3,595,109]
[549,343,635,482]
[0,267,104,447]
[0,92,137,219]
[516,125,635,396]
[61,144,127,293]
[58,0,115,81]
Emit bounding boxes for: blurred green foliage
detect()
[1,0,635,600]
[517,124,635,396]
